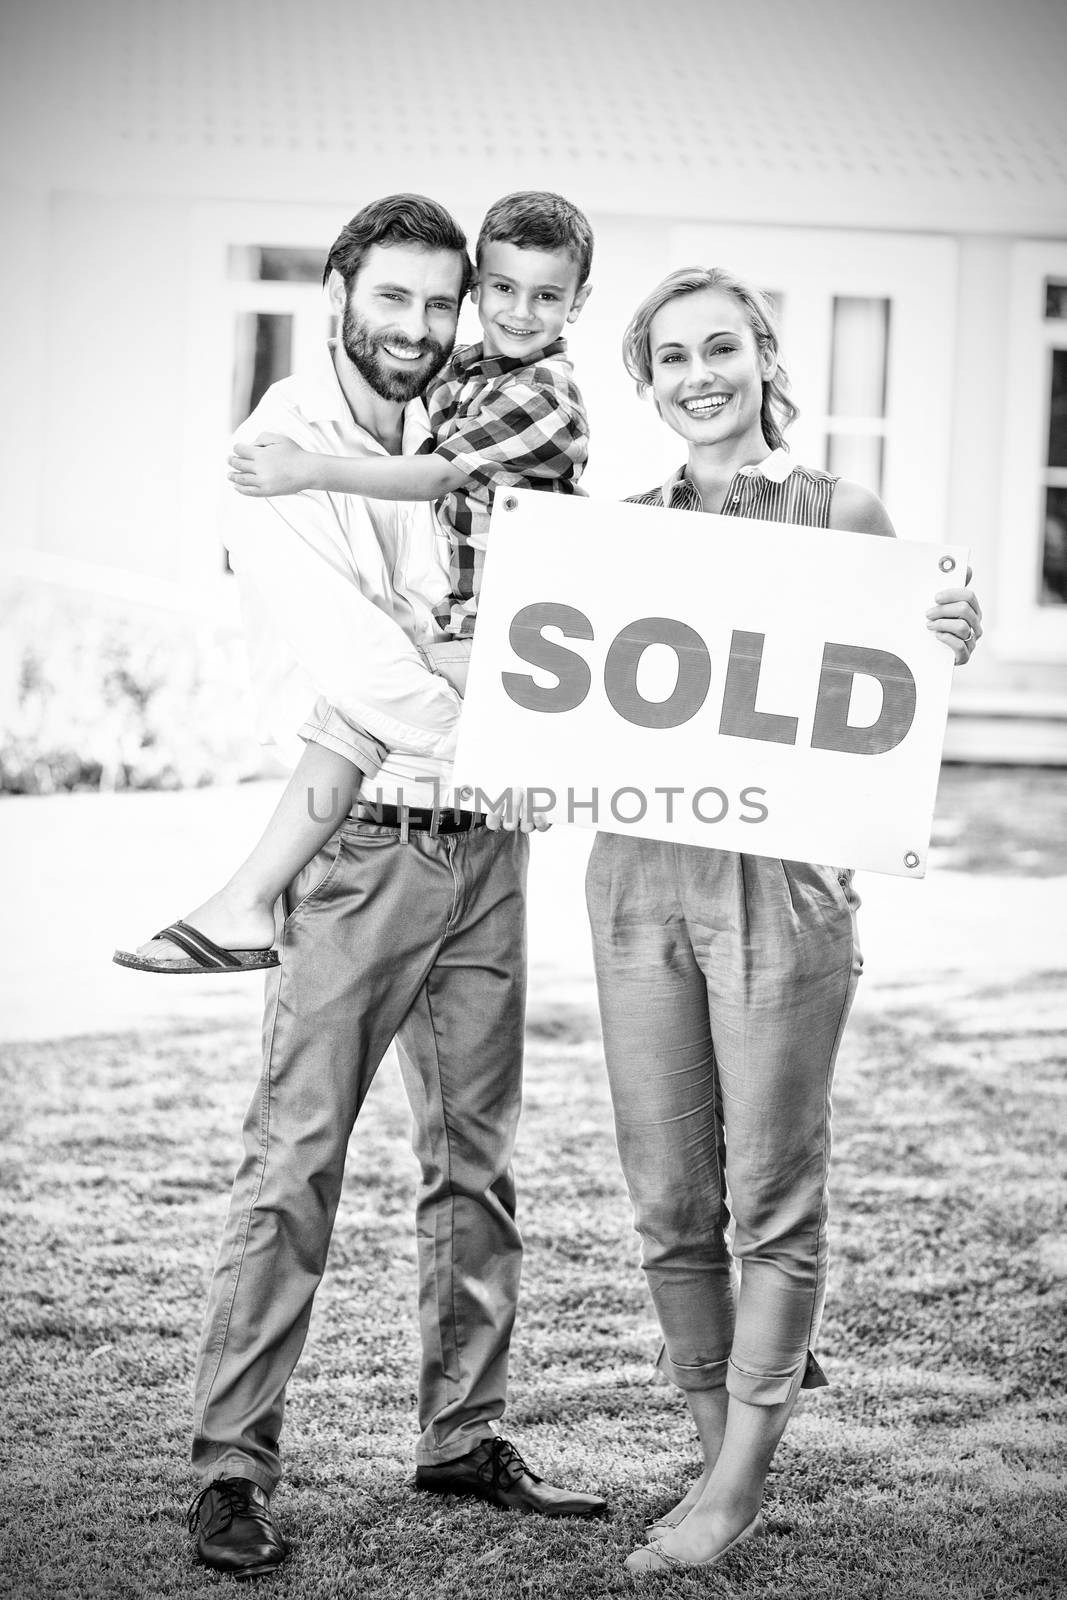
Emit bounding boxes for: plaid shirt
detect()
[425,337,589,636]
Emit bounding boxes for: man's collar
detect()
[450,336,568,379]
[297,340,354,424]
[301,340,431,453]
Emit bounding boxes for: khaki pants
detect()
[586,835,862,1407]
[191,818,529,1492]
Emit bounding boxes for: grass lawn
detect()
[2,763,1065,1596]
[3,952,1065,1599]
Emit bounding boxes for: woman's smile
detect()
[678,391,732,418]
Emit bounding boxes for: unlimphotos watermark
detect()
[306,782,769,828]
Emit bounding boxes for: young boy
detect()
[115,191,593,972]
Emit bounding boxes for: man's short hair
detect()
[324,194,475,297]
[476,191,594,288]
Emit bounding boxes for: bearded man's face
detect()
[339,243,462,402]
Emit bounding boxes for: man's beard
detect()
[341,303,451,403]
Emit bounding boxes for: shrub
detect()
[0,580,263,793]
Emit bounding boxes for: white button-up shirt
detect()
[225,341,464,808]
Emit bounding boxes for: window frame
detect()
[997,241,1067,660]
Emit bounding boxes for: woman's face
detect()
[647,287,775,451]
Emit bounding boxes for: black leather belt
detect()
[356,804,486,833]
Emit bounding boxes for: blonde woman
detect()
[587,267,981,1571]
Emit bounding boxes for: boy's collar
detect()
[452,336,568,376]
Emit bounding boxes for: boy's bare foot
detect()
[136,890,277,965]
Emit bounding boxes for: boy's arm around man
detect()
[224,390,464,767]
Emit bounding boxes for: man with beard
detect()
[185,196,605,1579]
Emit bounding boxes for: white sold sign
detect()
[453,489,966,877]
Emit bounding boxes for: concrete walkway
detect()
[2,783,1065,1043]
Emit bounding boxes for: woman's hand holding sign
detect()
[927,569,983,664]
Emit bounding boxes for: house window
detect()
[232,313,293,430]
[829,299,889,414]
[1045,279,1067,320]
[996,245,1067,657]
[228,247,327,429]
[213,242,335,569]
[1042,338,1067,606]
[228,245,323,283]
[825,296,890,495]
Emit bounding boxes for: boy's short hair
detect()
[476,191,594,288]
[324,194,476,296]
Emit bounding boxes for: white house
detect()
[2,0,1065,759]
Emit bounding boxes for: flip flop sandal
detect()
[113,919,280,974]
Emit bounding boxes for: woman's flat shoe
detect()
[645,1507,689,1537]
[625,1510,764,1572]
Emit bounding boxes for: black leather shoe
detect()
[187,1476,288,1578]
[415,1437,607,1518]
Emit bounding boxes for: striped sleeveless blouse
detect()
[625,447,837,527]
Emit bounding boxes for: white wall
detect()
[0,187,49,554]
[39,192,193,583]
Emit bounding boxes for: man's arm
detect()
[229,434,469,501]
[227,485,462,757]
